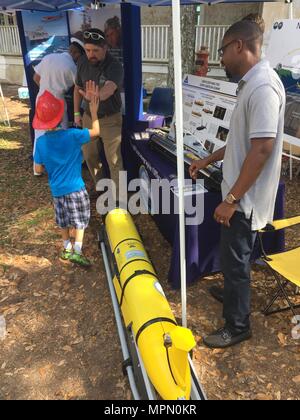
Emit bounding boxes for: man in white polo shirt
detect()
[32,40,85,175]
[189,20,286,348]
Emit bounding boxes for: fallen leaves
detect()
[292,375,300,384]
[2,303,22,316]
[255,393,272,400]
[212,348,225,355]
[39,364,52,379]
[25,345,36,352]
[70,337,84,345]
[277,332,287,346]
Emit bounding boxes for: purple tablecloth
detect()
[127,139,285,289]
[139,113,165,128]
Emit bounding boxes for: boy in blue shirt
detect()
[33,83,100,266]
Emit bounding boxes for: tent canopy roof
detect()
[0,0,287,13]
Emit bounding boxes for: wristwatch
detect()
[225,193,240,205]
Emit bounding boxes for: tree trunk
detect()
[167,5,197,88]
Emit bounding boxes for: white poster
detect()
[21,11,69,65]
[169,75,237,155]
[266,20,300,144]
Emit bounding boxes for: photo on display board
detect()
[204,139,215,154]
[216,126,229,142]
[191,110,203,118]
[21,11,69,65]
[68,7,123,64]
[194,100,204,107]
[213,106,226,120]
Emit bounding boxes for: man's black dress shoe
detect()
[203,327,252,349]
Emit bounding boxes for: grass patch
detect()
[0,176,33,194]
[0,263,10,273]
[0,125,24,141]
[0,138,22,150]
[0,237,13,247]
[0,207,54,248]
[40,230,60,242]
[21,207,54,228]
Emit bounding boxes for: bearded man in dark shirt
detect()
[74,28,124,199]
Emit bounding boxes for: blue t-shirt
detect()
[34,128,90,197]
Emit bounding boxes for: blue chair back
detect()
[147,87,174,117]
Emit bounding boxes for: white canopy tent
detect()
[0,0,291,11]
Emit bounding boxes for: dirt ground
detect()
[0,84,299,400]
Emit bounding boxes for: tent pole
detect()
[171,0,187,328]
[288,0,293,19]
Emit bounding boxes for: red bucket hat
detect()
[33,90,64,130]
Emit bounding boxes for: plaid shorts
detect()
[53,188,90,229]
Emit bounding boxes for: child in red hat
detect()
[33,81,100,267]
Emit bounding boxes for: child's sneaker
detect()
[60,249,73,260]
[69,251,91,267]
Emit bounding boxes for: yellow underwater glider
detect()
[99,208,206,400]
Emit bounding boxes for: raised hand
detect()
[79,80,100,102]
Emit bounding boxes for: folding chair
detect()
[258,216,300,316]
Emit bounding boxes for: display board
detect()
[266,19,300,146]
[68,6,123,64]
[21,11,69,66]
[169,75,237,157]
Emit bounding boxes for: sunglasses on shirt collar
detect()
[83,31,105,41]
